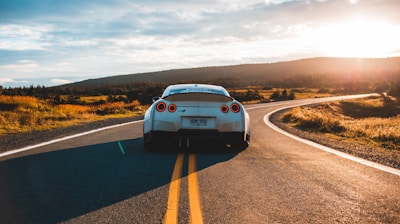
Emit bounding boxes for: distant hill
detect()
[59,57,400,89]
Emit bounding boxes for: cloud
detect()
[62,40,98,47]
[0,77,28,86]
[0,77,73,87]
[0,24,52,51]
[51,78,72,85]
[0,77,15,84]
[1,0,400,87]
[349,0,359,4]
[1,60,39,71]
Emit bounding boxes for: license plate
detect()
[190,118,208,127]
[182,117,215,128]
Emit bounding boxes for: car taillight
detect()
[221,104,229,113]
[168,104,177,112]
[230,103,241,113]
[156,102,166,112]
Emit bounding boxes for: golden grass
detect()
[0,95,145,135]
[259,88,334,100]
[0,95,41,110]
[0,88,347,136]
[57,104,93,116]
[227,88,335,104]
[281,96,400,150]
[79,95,108,104]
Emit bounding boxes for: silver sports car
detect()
[143,84,250,150]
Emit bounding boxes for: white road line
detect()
[118,141,126,155]
[263,108,400,177]
[0,120,143,158]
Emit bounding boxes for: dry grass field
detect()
[281,95,400,151]
[258,88,335,100]
[0,95,146,135]
[0,88,337,136]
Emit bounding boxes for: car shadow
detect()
[0,137,239,223]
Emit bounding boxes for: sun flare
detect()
[307,18,400,58]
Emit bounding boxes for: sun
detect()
[307,18,400,58]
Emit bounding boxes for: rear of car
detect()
[143,84,250,149]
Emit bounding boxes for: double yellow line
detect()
[163,153,204,224]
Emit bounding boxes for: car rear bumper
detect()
[144,130,248,146]
[153,119,244,133]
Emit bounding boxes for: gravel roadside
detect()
[0,116,143,153]
[270,110,400,170]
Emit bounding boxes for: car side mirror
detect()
[152,96,160,103]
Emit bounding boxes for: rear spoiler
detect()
[164,92,234,102]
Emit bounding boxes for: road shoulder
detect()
[0,116,143,153]
[270,109,400,170]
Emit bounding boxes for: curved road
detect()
[1,95,399,223]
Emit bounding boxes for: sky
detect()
[1,0,400,87]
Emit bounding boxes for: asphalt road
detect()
[1,95,399,223]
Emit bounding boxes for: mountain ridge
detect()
[59,57,400,88]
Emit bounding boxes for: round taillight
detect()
[230,103,240,113]
[168,104,177,112]
[156,102,166,112]
[221,104,229,113]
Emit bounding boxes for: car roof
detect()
[162,84,230,98]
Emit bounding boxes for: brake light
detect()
[168,104,177,112]
[221,104,229,113]
[156,102,167,112]
[230,103,241,113]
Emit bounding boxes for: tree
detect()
[269,89,295,101]
[281,89,288,99]
[269,90,281,101]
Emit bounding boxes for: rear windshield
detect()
[163,87,228,97]
[164,92,232,102]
